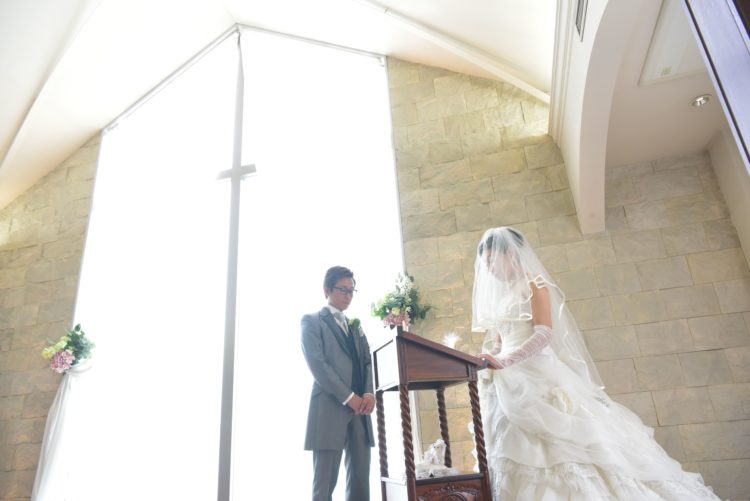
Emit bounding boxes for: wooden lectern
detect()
[372,327,491,501]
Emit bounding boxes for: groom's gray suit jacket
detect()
[301,307,375,450]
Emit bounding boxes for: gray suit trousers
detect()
[312,415,371,501]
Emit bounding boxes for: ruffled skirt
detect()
[479,348,719,500]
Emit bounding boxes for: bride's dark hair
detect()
[477,227,525,257]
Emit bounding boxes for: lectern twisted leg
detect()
[468,380,488,475]
[398,384,418,500]
[435,388,452,468]
[399,384,416,478]
[376,390,388,479]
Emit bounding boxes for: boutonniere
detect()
[348,317,363,336]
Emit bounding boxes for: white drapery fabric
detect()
[31,361,94,500]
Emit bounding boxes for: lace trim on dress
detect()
[491,459,719,500]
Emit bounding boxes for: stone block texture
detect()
[0,135,99,500]
[388,58,749,499]
[3,58,749,500]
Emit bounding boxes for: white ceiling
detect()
[0,0,726,210]
[606,0,724,167]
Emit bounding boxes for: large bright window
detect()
[232,28,402,500]
[71,28,402,500]
[72,34,236,501]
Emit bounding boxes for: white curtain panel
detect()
[31,360,93,500]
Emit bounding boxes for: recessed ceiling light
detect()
[691,94,711,107]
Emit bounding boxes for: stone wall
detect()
[0,136,99,501]
[2,56,748,500]
[386,57,749,500]
[597,154,750,499]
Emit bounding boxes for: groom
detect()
[301,266,376,501]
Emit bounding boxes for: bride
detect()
[472,226,718,500]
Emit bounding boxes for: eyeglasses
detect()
[333,286,357,296]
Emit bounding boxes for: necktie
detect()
[333,311,348,334]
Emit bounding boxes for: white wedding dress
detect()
[478,317,719,500]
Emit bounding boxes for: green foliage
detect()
[370,273,432,322]
[66,324,94,363]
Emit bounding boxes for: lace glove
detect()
[494,324,552,369]
[482,332,502,356]
[479,333,502,383]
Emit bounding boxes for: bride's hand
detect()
[479,353,503,369]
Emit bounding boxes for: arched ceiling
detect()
[0,0,725,214]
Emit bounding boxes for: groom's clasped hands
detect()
[348,393,376,415]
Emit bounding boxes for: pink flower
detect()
[50,350,75,374]
[402,314,411,329]
[383,312,411,329]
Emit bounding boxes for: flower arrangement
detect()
[41,324,94,374]
[371,273,432,329]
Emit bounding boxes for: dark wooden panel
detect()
[402,342,471,383]
[415,476,486,501]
